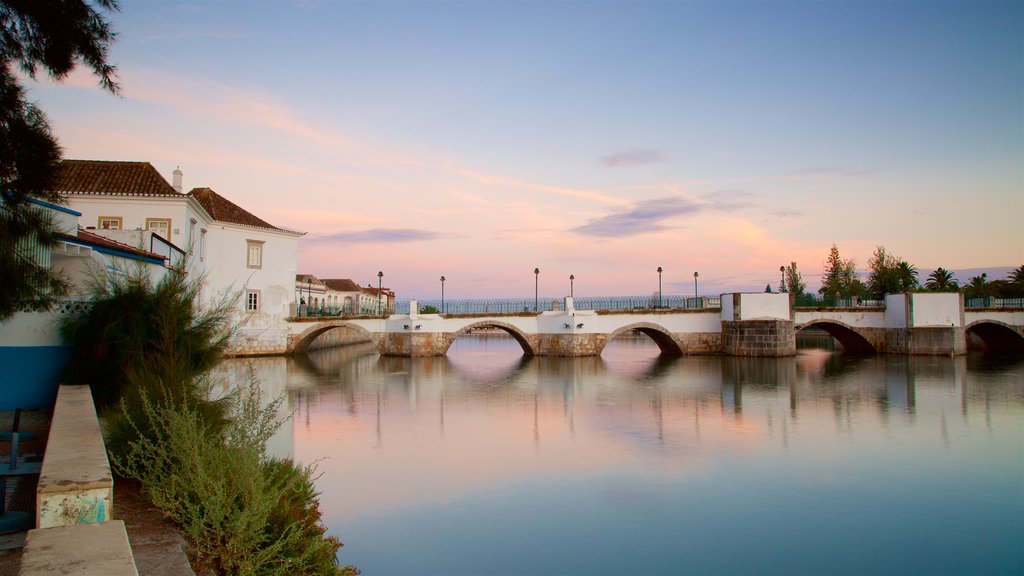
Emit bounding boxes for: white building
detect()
[56,160,303,355]
[0,195,171,408]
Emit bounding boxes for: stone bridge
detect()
[284,292,1024,358]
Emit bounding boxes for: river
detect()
[214,333,1024,575]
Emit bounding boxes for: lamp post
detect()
[377,271,383,317]
[569,274,574,299]
[534,268,540,312]
[306,279,312,317]
[693,271,699,301]
[780,265,786,293]
[440,275,445,314]
[657,266,663,308]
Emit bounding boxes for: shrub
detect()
[113,372,358,575]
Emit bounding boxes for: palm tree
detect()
[897,261,919,291]
[1010,265,1024,285]
[965,273,989,299]
[925,267,959,291]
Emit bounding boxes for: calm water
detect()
[215,334,1024,576]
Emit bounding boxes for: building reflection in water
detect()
[215,333,1022,476]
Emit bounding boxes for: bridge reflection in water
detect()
[212,333,1024,575]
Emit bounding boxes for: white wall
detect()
[205,223,299,351]
[885,293,908,328]
[911,292,962,327]
[735,293,790,321]
[65,195,210,281]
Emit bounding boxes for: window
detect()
[146,218,172,239]
[98,216,122,230]
[246,290,260,312]
[200,229,207,262]
[246,240,264,269]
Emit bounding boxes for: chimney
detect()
[172,166,183,193]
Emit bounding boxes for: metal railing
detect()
[965,297,1024,309]
[793,294,885,308]
[394,295,722,315]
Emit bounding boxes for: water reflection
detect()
[214,334,1024,576]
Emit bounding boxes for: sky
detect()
[26,0,1024,300]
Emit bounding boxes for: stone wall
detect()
[535,333,609,356]
[886,326,966,355]
[674,331,722,355]
[721,319,796,357]
[307,326,374,351]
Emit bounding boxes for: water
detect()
[215,334,1024,576]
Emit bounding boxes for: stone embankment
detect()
[0,388,196,576]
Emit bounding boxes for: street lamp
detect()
[306,278,312,317]
[694,271,699,301]
[440,275,445,314]
[657,266,663,307]
[534,268,540,312]
[377,271,383,317]
[569,274,574,299]
[780,265,787,293]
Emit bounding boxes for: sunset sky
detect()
[27,0,1023,300]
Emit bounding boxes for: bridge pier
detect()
[721,293,796,357]
[884,293,966,355]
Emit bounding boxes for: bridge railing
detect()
[965,297,1024,309]
[793,294,885,308]
[394,295,721,315]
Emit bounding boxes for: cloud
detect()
[307,228,454,244]
[600,149,666,168]
[571,192,751,238]
[571,196,703,237]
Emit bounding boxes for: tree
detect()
[819,244,862,299]
[0,0,120,320]
[964,273,990,299]
[784,261,806,297]
[1010,265,1024,287]
[897,261,920,292]
[866,246,905,299]
[925,267,959,291]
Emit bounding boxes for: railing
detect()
[393,295,722,315]
[965,297,1024,309]
[793,294,885,308]
[296,303,394,318]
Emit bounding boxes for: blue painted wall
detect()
[0,346,71,409]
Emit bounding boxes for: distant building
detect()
[322,278,379,315]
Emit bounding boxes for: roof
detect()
[188,187,294,233]
[296,274,325,286]
[321,278,363,292]
[55,160,181,197]
[61,230,167,263]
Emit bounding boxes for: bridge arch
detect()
[287,321,375,355]
[448,321,539,356]
[797,320,877,354]
[606,322,685,356]
[966,320,1024,354]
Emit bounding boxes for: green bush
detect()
[59,265,233,409]
[113,374,358,575]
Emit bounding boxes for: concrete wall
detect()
[911,292,962,326]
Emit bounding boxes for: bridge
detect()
[283,292,1024,358]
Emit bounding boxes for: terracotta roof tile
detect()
[321,279,363,292]
[188,187,285,232]
[61,230,167,261]
[55,160,181,197]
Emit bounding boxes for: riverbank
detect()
[0,409,200,576]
